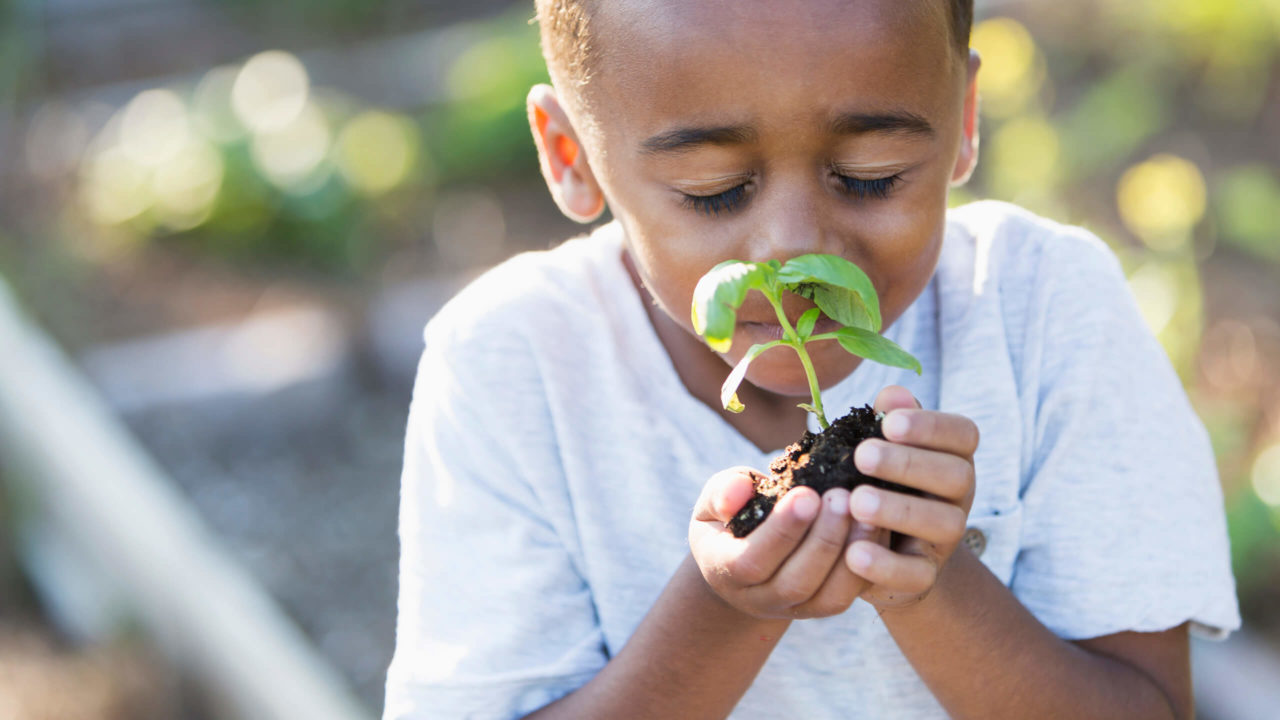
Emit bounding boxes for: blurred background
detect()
[0,0,1276,718]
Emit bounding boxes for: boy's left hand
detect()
[845,386,978,610]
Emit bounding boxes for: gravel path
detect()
[118,371,410,713]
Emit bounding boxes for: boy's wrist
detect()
[680,554,793,633]
[873,543,976,626]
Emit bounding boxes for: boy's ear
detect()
[950,50,982,186]
[527,84,606,223]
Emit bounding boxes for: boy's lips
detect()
[738,314,841,343]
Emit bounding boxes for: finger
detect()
[748,489,852,608]
[879,409,980,458]
[849,486,967,546]
[853,440,974,501]
[873,385,921,414]
[787,514,878,617]
[845,540,937,596]
[693,467,761,523]
[850,520,885,546]
[727,487,821,586]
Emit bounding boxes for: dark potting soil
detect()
[727,405,915,537]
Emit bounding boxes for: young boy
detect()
[384,1,1240,717]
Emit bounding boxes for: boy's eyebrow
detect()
[639,111,934,155]
[830,110,935,138]
[639,125,757,155]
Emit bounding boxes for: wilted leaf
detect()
[720,341,781,411]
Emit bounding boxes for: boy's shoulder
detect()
[944,199,1123,283]
[424,224,624,352]
[939,200,1133,325]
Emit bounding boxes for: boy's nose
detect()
[741,185,839,264]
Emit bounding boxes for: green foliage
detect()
[691,254,921,429]
[1214,166,1280,263]
[691,260,778,352]
[778,253,883,332]
[833,327,921,374]
[1227,489,1280,596]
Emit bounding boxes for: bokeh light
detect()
[1202,320,1261,391]
[970,18,1045,118]
[1116,154,1207,252]
[1128,261,1180,337]
[335,111,421,196]
[151,139,225,231]
[446,37,524,104]
[119,89,192,167]
[250,101,332,192]
[1253,443,1280,507]
[192,65,248,144]
[79,146,152,227]
[987,115,1060,199]
[1124,254,1204,379]
[232,51,311,134]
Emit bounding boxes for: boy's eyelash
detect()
[680,172,903,216]
[681,183,749,216]
[837,173,902,199]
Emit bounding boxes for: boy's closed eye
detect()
[676,169,908,217]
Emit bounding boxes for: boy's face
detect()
[551,0,975,398]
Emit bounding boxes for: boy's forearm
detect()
[879,547,1188,720]
[523,553,789,720]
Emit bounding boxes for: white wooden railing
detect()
[0,277,371,720]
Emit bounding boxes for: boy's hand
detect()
[845,386,978,610]
[689,468,885,620]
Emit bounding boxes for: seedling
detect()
[691,254,921,429]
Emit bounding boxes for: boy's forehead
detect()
[587,0,958,142]
[595,0,947,42]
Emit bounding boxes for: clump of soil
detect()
[728,405,914,537]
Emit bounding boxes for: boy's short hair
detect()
[535,0,974,104]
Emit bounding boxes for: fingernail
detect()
[849,544,873,570]
[884,412,910,439]
[825,490,848,516]
[856,442,881,472]
[792,492,819,521]
[851,488,879,519]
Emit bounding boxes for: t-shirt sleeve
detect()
[383,320,607,719]
[1010,230,1241,641]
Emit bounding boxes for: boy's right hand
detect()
[689,467,884,619]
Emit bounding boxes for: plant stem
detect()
[793,344,828,429]
[768,291,829,430]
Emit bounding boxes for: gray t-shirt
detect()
[384,201,1240,719]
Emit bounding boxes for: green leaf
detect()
[796,403,820,415]
[806,284,874,332]
[795,308,820,340]
[834,327,922,375]
[720,341,780,411]
[777,254,881,332]
[691,261,773,352]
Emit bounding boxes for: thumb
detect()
[872,384,921,415]
[694,467,760,523]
